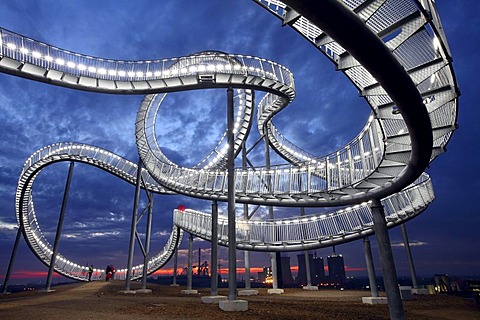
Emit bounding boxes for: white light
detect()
[7,43,16,50]
[56,58,65,65]
[146,71,152,77]
[189,66,197,72]
[430,74,436,84]
[207,64,215,71]
[224,64,232,70]
[67,61,75,68]
[45,55,53,62]
[180,67,187,73]
[216,64,224,71]
[234,64,241,70]
[354,155,361,160]
[136,71,143,77]
[118,70,126,77]
[127,71,135,77]
[197,65,206,72]
[98,68,106,75]
[20,47,29,54]
[88,66,96,72]
[32,51,42,58]
[154,71,162,77]
[78,64,86,71]
[108,69,116,76]
[162,70,170,76]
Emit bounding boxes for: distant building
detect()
[327,254,346,285]
[280,256,294,286]
[296,253,324,286]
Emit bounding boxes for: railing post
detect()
[370,199,405,320]
[46,161,74,291]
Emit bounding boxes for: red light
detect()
[177,205,186,212]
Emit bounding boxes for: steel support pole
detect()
[264,139,278,289]
[211,200,219,295]
[242,142,251,290]
[301,208,312,286]
[187,233,193,290]
[46,161,74,291]
[125,160,143,291]
[363,237,379,297]
[370,199,405,320]
[401,223,419,288]
[141,192,154,290]
[226,87,237,300]
[2,226,23,294]
[172,249,178,286]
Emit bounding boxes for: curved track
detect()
[0,0,458,281]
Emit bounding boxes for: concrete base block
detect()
[180,289,198,295]
[362,297,388,304]
[238,289,259,296]
[118,290,136,295]
[219,299,248,312]
[170,284,180,287]
[267,288,284,294]
[412,288,429,295]
[201,295,228,304]
[399,286,412,300]
[42,289,56,293]
[135,289,152,294]
[302,286,319,291]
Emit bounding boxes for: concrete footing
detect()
[412,288,429,295]
[170,284,179,287]
[135,289,152,294]
[201,295,228,304]
[118,290,136,295]
[399,286,412,300]
[219,299,248,312]
[180,289,198,295]
[238,289,259,296]
[42,289,56,293]
[267,288,284,294]
[362,297,388,304]
[302,286,319,291]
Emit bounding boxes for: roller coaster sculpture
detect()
[0,0,458,282]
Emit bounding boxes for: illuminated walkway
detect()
[1,0,458,283]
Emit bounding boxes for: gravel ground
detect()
[1,281,479,320]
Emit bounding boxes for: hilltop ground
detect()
[1,281,479,320]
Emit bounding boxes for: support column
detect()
[401,223,419,289]
[363,237,379,297]
[187,233,193,291]
[242,142,251,290]
[226,86,238,301]
[264,138,282,294]
[46,161,74,291]
[301,208,312,287]
[2,226,23,294]
[140,192,154,291]
[211,200,219,295]
[370,199,405,320]
[171,249,178,286]
[219,87,248,311]
[125,160,143,291]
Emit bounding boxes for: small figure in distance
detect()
[105,264,115,282]
[88,264,94,281]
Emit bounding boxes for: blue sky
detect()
[0,1,479,284]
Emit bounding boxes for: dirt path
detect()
[1,281,479,320]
